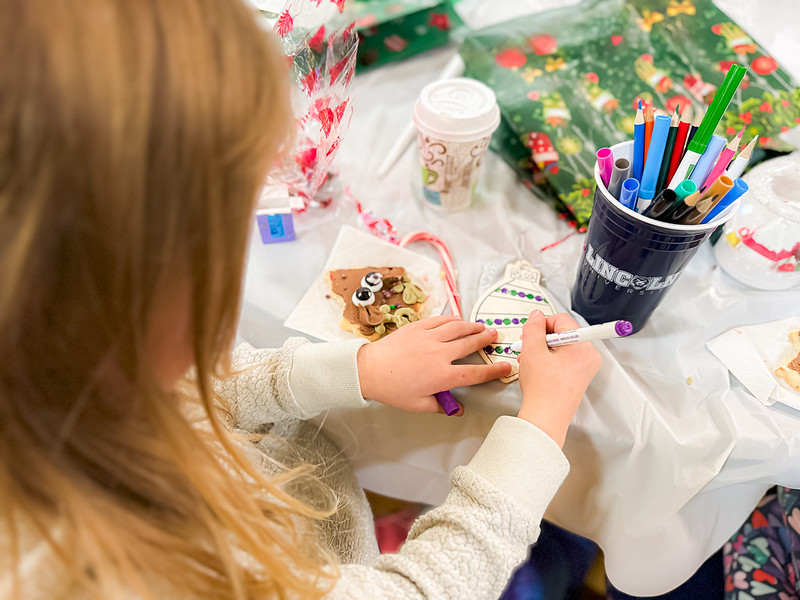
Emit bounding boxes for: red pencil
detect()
[667,105,691,183]
[644,105,654,161]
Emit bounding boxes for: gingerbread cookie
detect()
[328,267,427,341]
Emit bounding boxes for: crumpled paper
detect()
[283,226,447,341]
[706,316,800,409]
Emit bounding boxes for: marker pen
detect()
[619,178,639,211]
[667,64,746,188]
[510,320,633,353]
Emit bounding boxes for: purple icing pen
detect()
[509,320,633,353]
[434,390,461,416]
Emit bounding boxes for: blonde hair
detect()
[0,0,336,598]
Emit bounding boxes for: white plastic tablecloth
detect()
[238,2,800,595]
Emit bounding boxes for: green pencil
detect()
[656,108,679,195]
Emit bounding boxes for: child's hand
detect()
[357,316,512,415]
[516,311,601,447]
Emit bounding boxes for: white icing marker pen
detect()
[510,320,633,353]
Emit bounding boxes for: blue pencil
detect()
[688,134,725,187]
[638,114,671,204]
[700,178,749,224]
[633,102,645,182]
[619,178,639,211]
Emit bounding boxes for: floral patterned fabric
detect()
[724,487,800,600]
[460,0,800,230]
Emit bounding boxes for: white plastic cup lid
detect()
[413,78,501,142]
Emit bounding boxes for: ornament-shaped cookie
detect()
[469,260,557,383]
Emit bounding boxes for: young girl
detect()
[0,0,601,598]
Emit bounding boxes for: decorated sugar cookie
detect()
[469,260,557,383]
[328,266,427,341]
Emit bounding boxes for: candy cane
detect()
[398,231,461,319]
[346,188,461,317]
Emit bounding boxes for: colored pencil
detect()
[668,64,745,189]
[597,147,614,188]
[685,107,703,151]
[644,104,654,161]
[701,127,744,190]
[638,114,671,204]
[667,106,691,183]
[724,136,758,180]
[655,108,680,195]
[679,175,734,225]
[619,178,639,211]
[688,134,726,186]
[633,103,645,182]
[608,158,631,199]
[701,178,748,223]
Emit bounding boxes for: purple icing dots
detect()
[477,319,484,324]
[512,318,519,324]
[501,288,508,293]
[535,295,542,301]
[494,319,503,325]
[504,347,510,354]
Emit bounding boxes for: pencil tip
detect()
[638,100,642,109]
[737,126,744,138]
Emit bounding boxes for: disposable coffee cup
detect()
[571,140,739,333]
[413,78,500,211]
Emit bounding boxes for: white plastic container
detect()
[413,78,500,211]
[714,153,800,290]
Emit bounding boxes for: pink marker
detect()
[701,127,743,191]
[597,147,614,188]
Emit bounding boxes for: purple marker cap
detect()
[615,320,634,337]
[434,390,460,416]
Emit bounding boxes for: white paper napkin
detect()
[284,226,448,342]
[706,317,800,409]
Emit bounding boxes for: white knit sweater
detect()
[1,338,569,599]
[221,338,570,599]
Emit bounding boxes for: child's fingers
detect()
[446,327,498,358]
[433,320,485,342]
[520,310,548,354]
[449,361,512,386]
[420,315,460,329]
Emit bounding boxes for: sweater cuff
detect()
[467,415,570,519]
[289,338,370,414]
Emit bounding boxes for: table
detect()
[238,2,800,595]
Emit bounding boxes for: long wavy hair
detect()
[0,0,336,597]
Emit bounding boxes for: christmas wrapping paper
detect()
[459,0,800,230]
[346,0,459,70]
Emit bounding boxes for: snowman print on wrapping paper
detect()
[469,260,556,383]
[418,133,492,206]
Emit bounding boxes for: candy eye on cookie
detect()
[361,272,383,292]
[352,287,376,306]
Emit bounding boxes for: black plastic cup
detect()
[571,141,738,333]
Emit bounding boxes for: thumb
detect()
[520,310,548,354]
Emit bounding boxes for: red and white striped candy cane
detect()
[398,231,461,319]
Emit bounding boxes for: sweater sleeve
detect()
[328,415,570,600]
[215,338,370,431]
